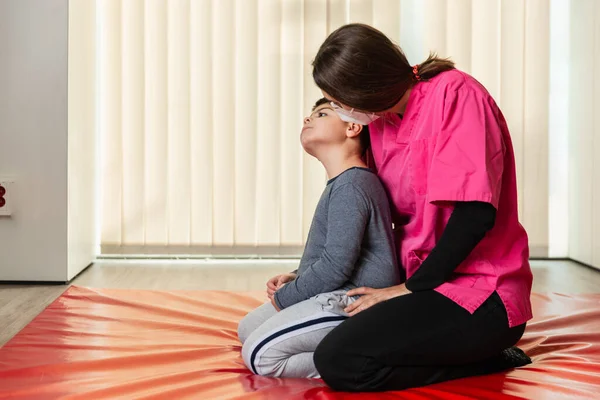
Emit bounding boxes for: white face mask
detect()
[331,103,380,125]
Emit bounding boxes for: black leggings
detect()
[313,290,526,392]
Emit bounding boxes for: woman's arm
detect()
[405,201,496,292]
[345,201,496,316]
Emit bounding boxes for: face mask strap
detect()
[329,101,380,124]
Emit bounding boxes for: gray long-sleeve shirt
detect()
[274,167,401,310]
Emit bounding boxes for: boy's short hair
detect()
[312,97,330,111]
[312,98,371,156]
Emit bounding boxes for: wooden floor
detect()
[1,259,599,347]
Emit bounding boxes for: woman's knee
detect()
[314,336,358,391]
[314,325,401,392]
[315,342,405,392]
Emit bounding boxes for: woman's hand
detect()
[345,284,412,316]
[266,273,297,297]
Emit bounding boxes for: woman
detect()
[311,23,533,392]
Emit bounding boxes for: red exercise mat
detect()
[0,286,599,399]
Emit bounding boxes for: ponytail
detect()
[415,53,456,81]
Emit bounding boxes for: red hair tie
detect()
[412,65,421,81]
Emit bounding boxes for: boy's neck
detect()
[319,151,368,181]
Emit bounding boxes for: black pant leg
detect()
[314,291,526,392]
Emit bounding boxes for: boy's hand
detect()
[266,273,297,296]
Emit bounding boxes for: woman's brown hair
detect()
[312,23,455,112]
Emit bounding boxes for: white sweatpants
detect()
[237,290,355,378]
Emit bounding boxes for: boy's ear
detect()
[346,123,363,139]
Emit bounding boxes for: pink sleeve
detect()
[427,88,505,209]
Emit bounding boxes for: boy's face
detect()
[301,103,351,156]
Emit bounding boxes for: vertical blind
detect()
[98,0,551,256]
[567,0,600,267]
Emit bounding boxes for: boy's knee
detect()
[237,303,277,344]
[255,364,280,378]
[237,317,252,344]
[241,340,281,377]
[240,340,253,370]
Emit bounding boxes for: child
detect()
[237,98,400,378]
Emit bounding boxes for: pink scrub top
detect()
[369,69,533,328]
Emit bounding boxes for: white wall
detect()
[0,0,96,281]
[567,0,600,269]
[0,0,69,281]
[68,0,97,280]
